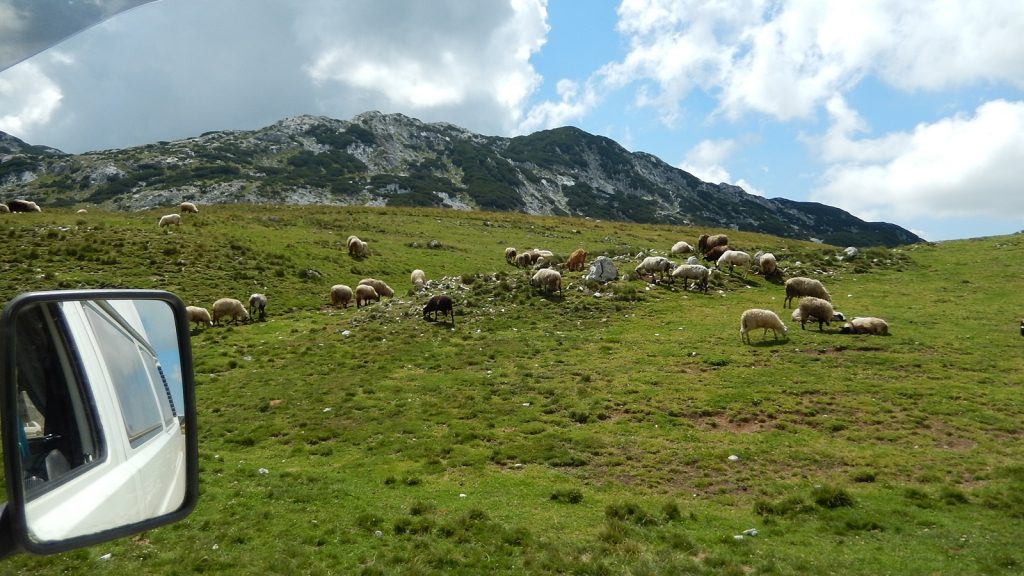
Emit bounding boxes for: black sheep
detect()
[423,295,454,326]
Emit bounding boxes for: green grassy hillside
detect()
[2,205,1022,575]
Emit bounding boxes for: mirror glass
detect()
[12,298,188,543]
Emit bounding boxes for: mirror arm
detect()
[0,503,19,559]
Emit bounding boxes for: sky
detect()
[1,0,1023,241]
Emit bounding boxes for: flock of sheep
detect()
[510,232,889,346]
[8,198,891,342]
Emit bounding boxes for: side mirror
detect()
[0,290,198,556]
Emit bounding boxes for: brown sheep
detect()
[564,248,587,272]
[702,244,731,263]
[697,233,728,254]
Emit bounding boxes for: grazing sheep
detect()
[784,277,831,308]
[698,233,729,254]
[515,251,533,267]
[330,284,353,308]
[798,297,835,331]
[411,269,426,289]
[186,306,212,328]
[354,284,379,307]
[212,298,249,325]
[565,248,588,271]
[180,201,199,213]
[716,250,752,273]
[504,247,517,265]
[348,235,368,257]
[841,317,889,336]
[792,308,845,324]
[358,278,394,298]
[702,244,731,263]
[8,199,41,213]
[531,268,563,295]
[0,204,8,213]
[248,293,267,320]
[423,295,454,325]
[670,264,711,293]
[756,252,778,277]
[740,309,788,344]
[158,213,181,227]
[671,241,694,255]
[634,256,675,282]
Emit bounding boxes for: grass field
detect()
[2,205,1022,575]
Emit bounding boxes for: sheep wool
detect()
[248,293,267,320]
[841,317,890,336]
[504,247,517,265]
[411,269,426,289]
[670,264,710,293]
[330,284,353,308]
[212,298,249,325]
[158,213,181,227]
[798,297,835,331]
[740,309,788,344]
[358,278,394,298]
[670,241,693,255]
[784,277,830,308]
[180,202,199,213]
[354,284,379,307]
[531,268,562,295]
[716,250,752,273]
[635,256,674,282]
[186,306,212,327]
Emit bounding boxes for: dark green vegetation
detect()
[1,205,1021,575]
[1,113,922,246]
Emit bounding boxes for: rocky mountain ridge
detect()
[0,111,922,246]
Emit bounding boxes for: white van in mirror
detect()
[1,290,198,557]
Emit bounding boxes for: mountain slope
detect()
[0,112,922,246]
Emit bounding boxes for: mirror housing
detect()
[0,290,198,556]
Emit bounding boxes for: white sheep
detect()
[740,309,788,344]
[212,298,249,325]
[411,269,426,289]
[792,307,845,324]
[0,204,9,213]
[784,277,830,308]
[671,241,693,255]
[685,256,699,265]
[634,256,674,282]
[158,213,181,227]
[8,199,41,212]
[358,278,394,298]
[504,247,517,264]
[348,235,368,257]
[716,250,752,273]
[248,293,267,320]
[670,264,711,293]
[531,268,562,295]
[186,306,212,327]
[354,284,379,307]
[756,252,778,277]
[330,284,353,308]
[841,317,889,335]
[798,297,835,331]
[180,201,199,213]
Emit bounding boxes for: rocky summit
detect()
[0,111,921,246]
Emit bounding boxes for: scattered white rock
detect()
[743,528,759,537]
[374,530,383,538]
[99,553,112,561]
[258,468,269,475]
[342,330,351,337]
[727,454,740,462]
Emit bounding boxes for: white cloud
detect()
[678,138,764,195]
[533,1,1024,127]
[0,0,550,152]
[300,0,547,131]
[811,99,1024,222]
[0,61,62,135]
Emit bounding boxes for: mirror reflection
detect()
[15,298,187,542]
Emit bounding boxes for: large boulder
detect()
[585,256,617,282]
